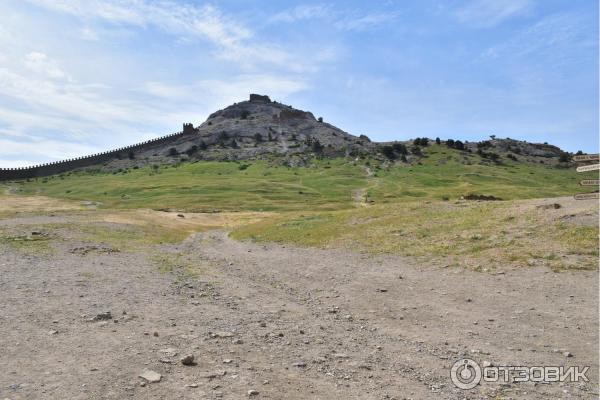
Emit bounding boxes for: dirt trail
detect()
[0,213,597,399]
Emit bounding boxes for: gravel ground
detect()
[0,211,597,399]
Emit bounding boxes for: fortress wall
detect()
[0,129,191,181]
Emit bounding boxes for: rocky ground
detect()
[0,210,598,399]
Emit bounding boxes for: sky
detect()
[0,0,597,167]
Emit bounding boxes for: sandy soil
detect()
[0,207,597,399]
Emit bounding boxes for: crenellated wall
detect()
[0,126,195,181]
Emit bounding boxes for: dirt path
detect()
[0,214,597,399]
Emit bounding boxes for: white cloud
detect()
[455,0,533,28]
[270,4,398,31]
[23,51,66,79]
[334,12,399,31]
[80,27,99,41]
[25,1,271,66]
[0,137,98,166]
[481,12,594,61]
[270,5,330,23]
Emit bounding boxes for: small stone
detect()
[153,332,159,337]
[248,389,259,396]
[563,351,573,358]
[223,359,233,364]
[48,330,58,335]
[292,361,307,368]
[91,311,112,321]
[212,332,234,338]
[188,383,199,388]
[181,354,196,366]
[139,369,161,383]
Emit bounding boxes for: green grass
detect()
[0,230,55,257]
[16,159,366,212]
[231,200,598,271]
[12,147,596,212]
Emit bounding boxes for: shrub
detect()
[240,110,250,119]
[381,145,396,160]
[558,153,571,163]
[254,133,263,143]
[168,147,178,156]
[185,145,198,156]
[317,117,323,123]
[392,143,407,154]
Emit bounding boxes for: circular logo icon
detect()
[450,358,482,390]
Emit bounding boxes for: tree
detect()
[558,153,571,163]
[411,145,422,156]
[445,139,455,148]
[317,117,323,123]
[381,145,396,160]
[454,140,465,151]
[392,142,407,155]
[435,137,441,145]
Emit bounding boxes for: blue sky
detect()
[0,0,597,166]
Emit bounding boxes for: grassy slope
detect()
[13,145,596,211]
[231,200,598,271]
[16,159,366,212]
[9,145,597,270]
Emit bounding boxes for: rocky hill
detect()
[116,94,375,167]
[0,94,574,180]
[99,94,571,170]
